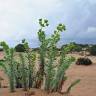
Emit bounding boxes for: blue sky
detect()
[0,0,96,47]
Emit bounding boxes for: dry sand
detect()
[0,52,96,96]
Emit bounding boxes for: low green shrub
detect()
[15,44,25,52]
[76,57,92,65]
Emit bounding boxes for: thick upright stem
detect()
[19,53,27,91]
[9,49,15,92]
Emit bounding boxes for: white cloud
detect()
[0,0,96,47]
[0,0,61,42]
[88,27,96,33]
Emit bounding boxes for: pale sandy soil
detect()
[0,52,96,96]
[63,54,96,96]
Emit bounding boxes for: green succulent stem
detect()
[19,53,27,91]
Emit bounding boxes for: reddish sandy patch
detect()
[0,52,4,60]
[63,54,96,96]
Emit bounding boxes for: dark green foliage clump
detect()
[76,57,92,65]
[89,45,96,56]
[15,44,25,52]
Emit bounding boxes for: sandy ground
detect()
[0,52,96,96]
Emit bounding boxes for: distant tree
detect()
[89,45,96,56]
[63,42,82,52]
[0,48,3,51]
[15,44,25,52]
[74,45,82,52]
[79,44,89,48]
